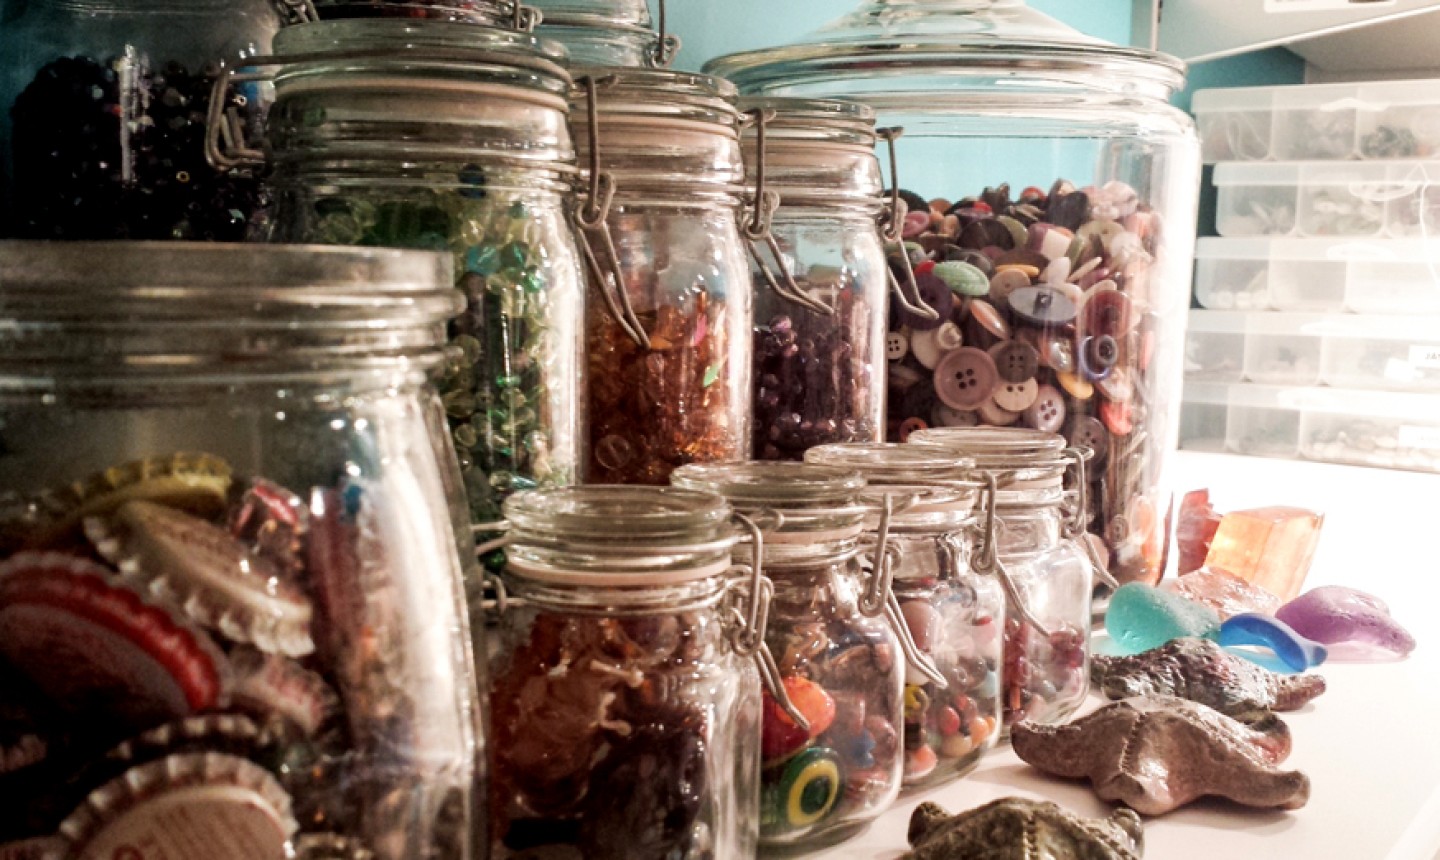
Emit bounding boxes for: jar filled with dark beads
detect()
[741,98,890,461]
[0,0,280,239]
[257,21,586,532]
[573,70,753,485]
[909,427,1097,731]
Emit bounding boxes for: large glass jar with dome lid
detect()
[706,0,1202,588]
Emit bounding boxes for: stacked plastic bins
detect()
[1186,80,1440,473]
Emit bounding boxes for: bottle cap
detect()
[227,478,309,582]
[0,553,229,728]
[229,647,339,739]
[88,500,315,657]
[294,833,376,860]
[0,837,65,860]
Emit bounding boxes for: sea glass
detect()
[1217,613,1328,673]
[1176,489,1223,575]
[1276,586,1416,659]
[1162,566,1283,619]
[1105,583,1221,655]
[1203,506,1324,602]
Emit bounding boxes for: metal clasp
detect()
[204,65,272,171]
[510,0,542,31]
[271,0,319,24]
[649,0,681,68]
[862,493,948,689]
[729,513,809,732]
[743,108,833,316]
[1064,446,1120,590]
[876,127,937,322]
[971,473,1053,637]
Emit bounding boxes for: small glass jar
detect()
[0,242,479,859]
[528,0,674,68]
[671,461,912,850]
[259,21,587,529]
[286,0,525,25]
[803,443,1003,787]
[573,71,754,484]
[741,98,890,460]
[910,427,1096,729]
[0,0,279,239]
[486,486,763,859]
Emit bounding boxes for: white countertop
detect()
[802,451,1440,860]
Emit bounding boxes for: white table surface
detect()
[802,451,1440,860]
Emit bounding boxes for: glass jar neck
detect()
[504,574,730,615]
[993,500,1065,557]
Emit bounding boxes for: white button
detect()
[886,329,910,361]
[911,321,963,370]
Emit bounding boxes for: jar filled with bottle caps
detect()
[741,98,891,461]
[910,427,1098,730]
[573,71,754,484]
[804,443,1003,787]
[254,21,586,529]
[528,0,676,68]
[671,461,925,849]
[486,486,768,859]
[0,242,479,859]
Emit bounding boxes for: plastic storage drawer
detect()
[1213,161,1440,239]
[1193,78,1440,163]
[1193,236,1440,314]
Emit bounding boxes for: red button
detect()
[988,340,1040,384]
[1024,384,1067,433]
[1100,399,1133,436]
[898,416,929,442]
[1081,286,1133,337]
[933,347,999,410]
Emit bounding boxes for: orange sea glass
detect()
[1202,507,1324,603]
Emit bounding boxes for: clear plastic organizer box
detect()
[1213,160,1440,239]
[1193,79,1440,163]
[1194,236,1440,314]
[1181,381,1440,473]
[1186,309,1440,392]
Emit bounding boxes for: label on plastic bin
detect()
[1409,344,1440,370]
[1398,425,1440,451]
[1265,0,1394,10]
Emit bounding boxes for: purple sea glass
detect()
[1276,586,1416,659]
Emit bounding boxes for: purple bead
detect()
[1275,586,1416,659]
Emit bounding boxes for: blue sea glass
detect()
[1105,583,1222,655]
[1217,613,1328,673]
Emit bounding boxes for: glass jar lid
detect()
[805,441,973,485]
[294,0,526,26]
[739,97,882,210]
[670,461,866,542]
[704,0,1185,101]
[908,426,1068,502]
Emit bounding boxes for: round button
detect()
[1097,366,1134,403]
[898,416,929,442]
[1081,335,1119,373]
[1057,370,1093,401]
[911,324,957,370]
[945,247,995,278]
[988,340,1040,384]
[1082,286,1133,337]
[1100,399,1133,436]
[977,398,1021,426]
[933,347,999,411]
[885,330,909,362]
[967,299,1010,340]
[898,272,954,331]
[888,362,926,392]
[1023,384,1067,433]
[1009,286,1078,326]
[1068,415,1110,465]
[988,269,1031,308]
[992,377,1039,412]
[932,402,979,428]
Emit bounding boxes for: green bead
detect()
[703,364,722,387]
[933,261,990,297]
[520,268,545,294]
[500,242,527,271]
[496,374,522,390]
[465,245,501,276]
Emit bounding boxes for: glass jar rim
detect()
[805,442,975,484]
[504,485,733,541]
[671,461,865,507]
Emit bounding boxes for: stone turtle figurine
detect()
[903,798,1144,859]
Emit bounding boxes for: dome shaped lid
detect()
[704,0,1185,99]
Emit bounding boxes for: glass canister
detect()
[486,485,770,860]
[741,98,890,461]
[0,0,279,240]
[273,0,530,26]
[671,461,930,849]
[910,427,1098,729]
[803,443,1002,787]
[253,21,586,530]
[528,0,676,68]
[0,242,479,859]
[706,0,1203,587]
[573,71,754,485]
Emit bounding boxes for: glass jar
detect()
[486,485,763,860]
[0,0,279,240]
[803,443,1002,787]
[573,70,754,484]
[706,0,1203,587]
[278,0,528,26]
[742,98,890,461]
[0,242,479,859]
[671,461,916,850]
[528,0,674,68]
[258,21,586,529]
[910,427,1096,729]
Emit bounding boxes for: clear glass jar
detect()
[671,461,912,850]
[284,0,526,25]
[0,0,279,240]
[258,21,586,529]
[486,485,762,860]
[909,427,1095,729]
[528,0,673,68]
[0,242,479,859]
[742,98,889,461]
[574,71,754,484]
[803,443,1003,787]
[706,0,1203,588]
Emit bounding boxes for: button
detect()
[885,330,909,361]
[977,398,1021,426]
[932,402,979,427]
[1039,330,1076,373]
[898,416,929,442]
[1081,286,1133,337]
[933,261,990,297]
[888,362,926,391]
[994,263,1039,280]
[898,272,954,331]
[1078,335,1117,382]
[992,377,1039,412]
[912,321,964,369]
[1100,399,1133,436]
[945,247,995,278]
[1097,366,1134,403]
[996,215,1030,249]
[958,218,1013,251]
[1068,415,1110,465]
[1009,286,1078,326]
[988,268,1031,308]
[1057,370,1093,400]
[933,347,999,410]
[1023,384,1067,433]
[988,340,1040,383]
[899,379,938,419]
[966,299,1010,340]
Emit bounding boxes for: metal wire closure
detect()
[650,0,681,68]
[272,0,319,24]
[743,109,834,317]
[570,75,651,349]
[730,513,809,731]
[511,0,542,31]
[860,494,949,690]
[971,473,1053,638]
[1063,446,1120,590]
[876,127,937,322]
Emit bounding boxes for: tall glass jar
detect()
[486,486,762,860]
[528,0,674,68]
[0,0,279,240]
[803,443,1002,787]
[742,98,890,461]
[574,70,753,484]
[0,242,479,859]
[706,0,1203,588]
[671,462,911,850]
[258,21,586,530]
